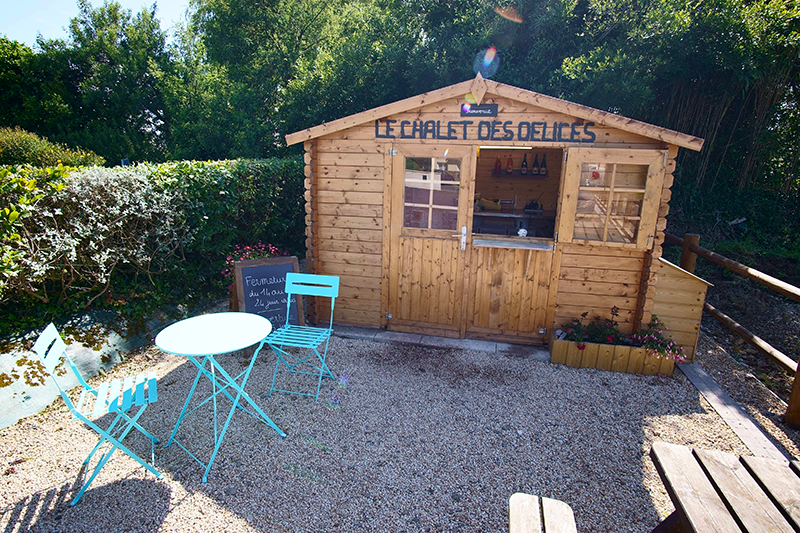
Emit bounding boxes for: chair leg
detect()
[72,407,161,505]
[269,341,335,402]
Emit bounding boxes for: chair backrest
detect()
[32,323,92,393]
[283,273,339,328]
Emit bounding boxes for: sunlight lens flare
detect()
[473,46,500,78]
[494,6,523,23]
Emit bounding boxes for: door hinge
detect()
[386,312,393,319]
[563,152,568,163]
[390,149,398,155]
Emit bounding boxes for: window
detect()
[560,148,666,250]
[574,163,646,244]
[403,156,461,231]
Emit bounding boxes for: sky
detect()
[0,0,191,48]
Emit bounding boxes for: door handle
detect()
[451,225,467,251]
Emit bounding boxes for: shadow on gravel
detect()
[2,477,170,533]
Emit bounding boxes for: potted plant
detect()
[550,307,684,376]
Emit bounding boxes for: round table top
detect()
[155,312,273,357]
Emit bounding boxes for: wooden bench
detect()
[509,492,577,533]
[650,441,800,532]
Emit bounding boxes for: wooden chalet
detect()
[285,74,705,347]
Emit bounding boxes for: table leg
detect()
[166,354,210,448]
[202,341,285,482]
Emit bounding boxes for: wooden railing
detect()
[664,232,800,428]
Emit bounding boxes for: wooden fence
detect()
[665,233,800,428]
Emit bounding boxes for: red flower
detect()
[607,335,614,343]
[577,343,586,350]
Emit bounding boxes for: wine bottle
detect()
[539,154,548,176]
[520,153,528,175]
[506,155,513,174]
[493,156,502,175]
[531,154,539,175]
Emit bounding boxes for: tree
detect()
[53,0,173,163]
[192,0,347,155]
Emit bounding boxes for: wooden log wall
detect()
[554,244,648,335]
[637,144,678,328]
[305,139,384,327]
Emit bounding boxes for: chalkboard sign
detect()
[233,257,305,327]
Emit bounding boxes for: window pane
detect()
[573,219,605,241]
[611,192,643,216]
[576,190,608,215]
[606,218,638,243]
[431,208,458,230]
[404,206,429,228]
[580,163,612,187]
[403,156,461,229]
[405,184,431,204]
[432,183,459,207]
[435,158,461,181]
[406,157,432,172]
[614,165,647,189]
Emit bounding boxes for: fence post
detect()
[787,376,800,428]
[680,234,700,274]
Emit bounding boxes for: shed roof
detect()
[285,74,705,151]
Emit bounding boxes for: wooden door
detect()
[465,246,554,344]
[387,145,476,337]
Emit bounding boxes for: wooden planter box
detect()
[549,339,675,376]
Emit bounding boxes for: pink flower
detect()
[606,335,614,343]
[577,344,586,350]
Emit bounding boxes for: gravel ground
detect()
[0,333,764,533]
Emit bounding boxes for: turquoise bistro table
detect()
[156,312,286,482]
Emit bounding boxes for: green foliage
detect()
[0,158,304,337]
[0,164,69,293]
[562,308,626,345]
[0,127,105,167]
[221,242,288,282]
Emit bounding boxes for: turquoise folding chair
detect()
[266,273,339,401]
[32,323,162,505]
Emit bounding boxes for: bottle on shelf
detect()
[540,154,548,176]
[493,156,502,175]
[506,155,513,174]
[520,153,528,175]
[531,154,539,175]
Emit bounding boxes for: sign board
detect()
[233,257,304,327]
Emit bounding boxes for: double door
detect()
[385,145,554,342]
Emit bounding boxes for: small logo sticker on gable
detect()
[461,104,498,117]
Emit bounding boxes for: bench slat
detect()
[509,493,542,533]
[542,496,577,533]
[695,449,793,533]
[650,442,741,532]
[741,455,800,530]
